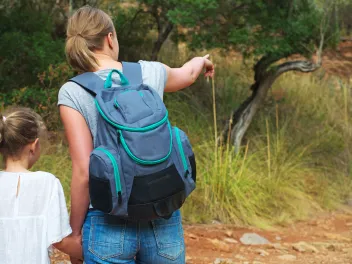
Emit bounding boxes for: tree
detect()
[112,0,218,60]
[181,0,340,152]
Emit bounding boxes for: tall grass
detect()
[32,51,352,228]
[180,66,352,227]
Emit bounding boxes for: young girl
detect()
[0,108,82,263]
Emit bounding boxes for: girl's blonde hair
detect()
[65,6,115,72]
[0,108,44,159]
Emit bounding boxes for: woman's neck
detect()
[5,157,30,173]
[94,54,122,71]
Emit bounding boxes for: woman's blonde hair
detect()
[65,6,115,72]
[0,108,45,160]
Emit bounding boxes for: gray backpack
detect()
[70,62,196,220]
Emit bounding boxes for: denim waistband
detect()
[86,209,180,224]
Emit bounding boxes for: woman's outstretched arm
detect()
[59,106,92,244]
[163,54,215,92]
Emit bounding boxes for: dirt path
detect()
[51,210,352,264]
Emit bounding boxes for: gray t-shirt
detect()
[58,61,167,146]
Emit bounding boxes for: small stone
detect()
[213,258,234,264]
[188,233,197,239]
[275,236,282,241]
[240,233,270,245]
[212,220,222,225]
[292,242,319,253]
[234,254,246,260]
[268,243,288,251]
[277,255,297,261]
[324,233,351,242]
[224,238,238,244]
[208,238,231,252]
[225,230,233,237]
[311,242,341,251]
[255,249,269,256]
[252,262,263,264]
[213,258,222,264]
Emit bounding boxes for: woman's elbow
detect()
[72,166,89,185]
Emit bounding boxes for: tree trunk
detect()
[220,60,321,152]
[151,22,174,61]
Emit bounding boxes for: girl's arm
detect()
[59,106,93,238]
[53,235,83,259]
[163,54,214,92]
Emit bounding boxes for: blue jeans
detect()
[82,210,185,264]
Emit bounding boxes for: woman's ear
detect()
[107,32,114,49]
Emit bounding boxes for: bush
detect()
[0,6,65,93]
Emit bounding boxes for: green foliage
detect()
[111,5,156,61]
[0,5,65,92]
[185,0,338,60]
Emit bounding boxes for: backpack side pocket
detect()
[174,127,196,196]
[89,147,127,216]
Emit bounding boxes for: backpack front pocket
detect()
[118,120,172,165]
[113,90,154,124]
[89,147,127,216]
[128,164,186,220]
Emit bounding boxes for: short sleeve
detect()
[45,179,72,247]
[138,61,168,100]
[58,82,81,111]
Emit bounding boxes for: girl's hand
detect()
[203,54,215,78]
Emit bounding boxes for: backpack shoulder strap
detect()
[122,62,143,86]
[69,72,104,96]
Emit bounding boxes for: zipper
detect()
[95,99,168,132]
[175,127,189,176]
[118,121,173,165]
[96,148,122,203]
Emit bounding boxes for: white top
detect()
[0,171,72,264]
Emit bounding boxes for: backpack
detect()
[70,62,196,220]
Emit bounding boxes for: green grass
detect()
[32,54,352,228]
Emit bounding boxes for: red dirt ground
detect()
[51,210,352,264]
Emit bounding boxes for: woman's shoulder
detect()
[58,79,94,108]
[59,81,82,97]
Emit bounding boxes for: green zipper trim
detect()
[95,99,168,132]
[114,98,119,108]
[118,121,173,165]
[175,127,189,173]
[96,148,122,194]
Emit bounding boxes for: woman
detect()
[58,6,214,264]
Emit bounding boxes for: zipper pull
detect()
[184,170,189,178]
[118,191,122,204]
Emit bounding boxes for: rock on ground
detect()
[240,233,270,245]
